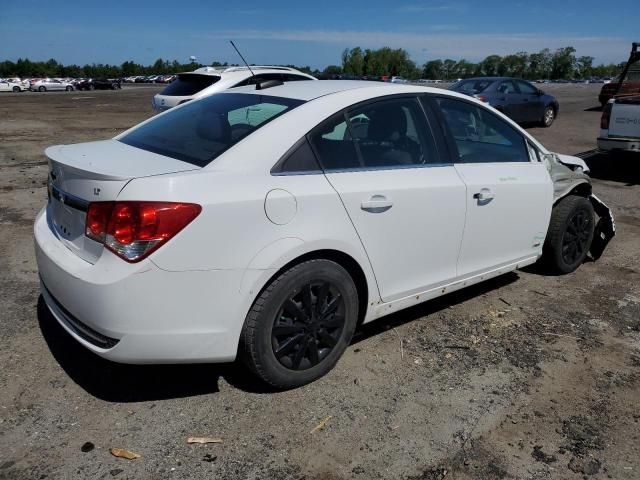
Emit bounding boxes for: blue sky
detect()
[0,1,635,68]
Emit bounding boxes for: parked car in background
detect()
[598,42,640,107]
[30,79,74,92]
[598,43,640,154]
[0,80,27,92]
[152,65,316,113]
[76,78,121,91]
[450,77,559,127]
[36,80,614,388]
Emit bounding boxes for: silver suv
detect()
[152,66,316,113]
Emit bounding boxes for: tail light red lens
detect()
[600,103,612,130]
[85,201,201,262]
[473,94,488,103]
[86,202,115,243]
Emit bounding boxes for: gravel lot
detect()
[0,84,639,480]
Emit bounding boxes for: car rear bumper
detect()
[597,136,640,152]
[34,207,248,364]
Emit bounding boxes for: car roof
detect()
[227,80,444,101]
[460,77,532,82]
[179,66,311,78]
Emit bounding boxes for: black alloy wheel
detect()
[272,281,346,371]
[561,209,591,266]
[241,259,358,389]
[541,195,595,274]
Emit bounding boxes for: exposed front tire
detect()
[65,86,73,91]
[12,86,20,93]
[541,106,555,127]
[38,86,46,92]
[241,259,358,389]
[542,195,595,274]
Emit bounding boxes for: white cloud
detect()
[199,29,628,64]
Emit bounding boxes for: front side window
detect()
[119,93,304,167]
[160,74,219,96]
[435,97,529,163]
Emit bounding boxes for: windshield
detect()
[119,93,304,167]
[160,74,220,96]
[451,79,493,94]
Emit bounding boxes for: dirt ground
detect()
[0,84,639,480]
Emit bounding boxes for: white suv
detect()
[152,65,316,113]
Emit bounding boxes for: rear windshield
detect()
[119,93,304,166]
[451,79,493,94]
[160,74,220,96]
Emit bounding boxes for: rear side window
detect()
[160,74,219,96]
[497,81,517,94]
[516,80,538,95]
[451,79,493,95]
[346,97,437,168]
[272,139,321,174]
[309,96,439,171]
[119,93,304,167]
[435,97,529,163]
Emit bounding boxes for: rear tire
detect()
[12,86,20,92]
[541,195,595,274]
[240,259,358,389]
[541,106,555,127]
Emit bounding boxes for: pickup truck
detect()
[598,43,640,153]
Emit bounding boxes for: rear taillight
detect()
[601,103,612,130]
[473,94,488,103]
[85,201,201,262]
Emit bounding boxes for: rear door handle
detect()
[473,188,494,202]
[361,195,393,212]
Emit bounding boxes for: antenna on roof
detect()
[229,41,255,78]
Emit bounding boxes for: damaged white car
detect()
[35,81,615,388]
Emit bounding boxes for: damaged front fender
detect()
[544,152,616,261]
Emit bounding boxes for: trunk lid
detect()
[608,97,640,139]
[46,139,198,264]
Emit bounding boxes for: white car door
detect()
[0,82,9,92]
[431,96,553,277]
[310,96,467,302]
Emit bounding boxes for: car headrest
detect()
[197,111,231,143]
[366,105,407,142]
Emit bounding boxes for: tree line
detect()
[0,57,314,79]
[338,46,623,80]
[0,47,623,80]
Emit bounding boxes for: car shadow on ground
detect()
[38,273,520,401]
[584,105,603,112]
[578,150,640,186]
[37,296,271,401]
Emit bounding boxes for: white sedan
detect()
[0,80,26,92]
[35,80,614,388]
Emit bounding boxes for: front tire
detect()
[542,195,595,274]
[241,259,359,389]
[12,86,20,93]
[541,106,555,127]
[65,86,73,91]
[38,86,46,92]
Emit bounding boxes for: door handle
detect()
[473,188,494,203]
[361,195,393,212]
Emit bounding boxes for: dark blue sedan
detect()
[450,77,559,127]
